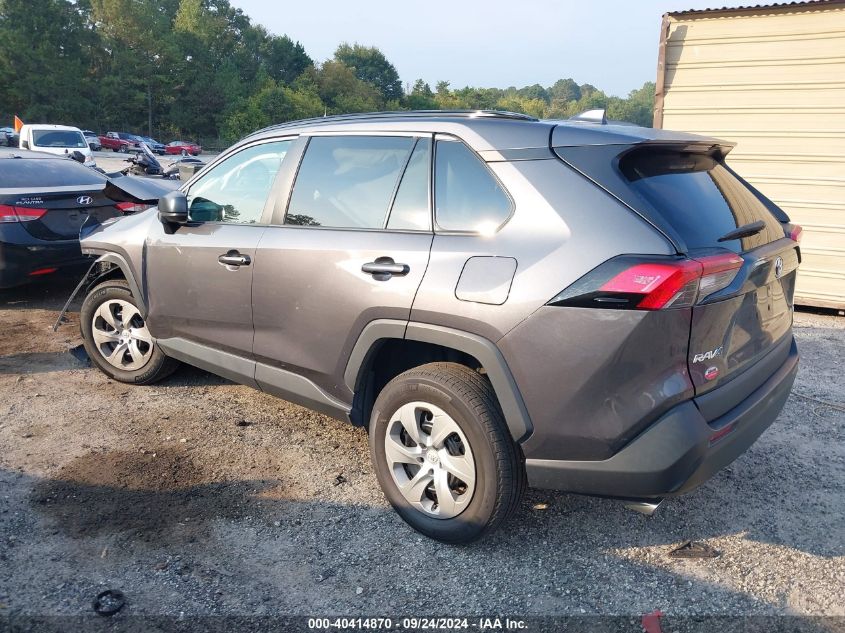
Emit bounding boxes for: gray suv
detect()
[75,111,801,543]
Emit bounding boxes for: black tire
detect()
[181,149,188,157]
[80,280,179,385]
[369,362,525,544]
[118,145,127,153]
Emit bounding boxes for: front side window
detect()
[286,135,415,229]
[434,139,512,233]
[187,141,291,224]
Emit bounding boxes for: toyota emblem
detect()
[77,195,93,205]
[774,256,784,279]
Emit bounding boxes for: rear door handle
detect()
[361,257,410,280]
[218,250,251,267]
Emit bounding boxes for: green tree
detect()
[221,78,324,142]
[549,78,581,102]
[405,79,437,110]
[0,0,95,124]
[334,43,402,102]
[317,60,382,114]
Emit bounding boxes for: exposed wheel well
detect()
[85,261,128,294]
[350,338,491,428]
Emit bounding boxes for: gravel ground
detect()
[0,277,842,629]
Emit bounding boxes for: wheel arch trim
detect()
[344,319,533,442]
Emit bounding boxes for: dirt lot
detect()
[0,277,843,629]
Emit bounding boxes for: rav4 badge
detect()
[693,346,723,363]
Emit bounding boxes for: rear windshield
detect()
[619,149,783,252]
[0,157,107,188]
[32,129,88,149]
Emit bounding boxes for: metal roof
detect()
[668,0,845,16]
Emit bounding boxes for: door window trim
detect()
[182,136,298,227]
[271,132,435,233]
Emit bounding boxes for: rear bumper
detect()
[0,229,89,288]
[525,337,799,498]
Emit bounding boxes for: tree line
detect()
[0,0,655,148]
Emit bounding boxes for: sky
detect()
[229,0,755,97]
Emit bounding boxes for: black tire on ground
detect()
[181,149,188,156]
[80,280,179,385]
[369,362,526,544]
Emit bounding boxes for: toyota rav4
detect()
[72,110,801,543]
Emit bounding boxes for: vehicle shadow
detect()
[0,272,88,311]
[3,449,838,624]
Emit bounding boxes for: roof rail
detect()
[248,109,538,138]
[569,109,607,124]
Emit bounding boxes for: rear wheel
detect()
[118,145,127,153]
[80,280,179,384]
[180,149,188,157]
[369,362,525,543]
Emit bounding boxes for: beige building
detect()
[654,0,845,310]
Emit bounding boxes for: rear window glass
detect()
[620,150,783,252]
[0,157,107,188]
[32,130,87,149]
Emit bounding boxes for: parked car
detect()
[18,124,95,167]
[165,140,202,156]
[73,111,801,543]
[1,127,19,147]
[99,132,141,153]
[0,147,175,288]
[138,136,166,155]
[82,130,102,151]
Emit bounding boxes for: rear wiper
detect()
[718,220,766,242]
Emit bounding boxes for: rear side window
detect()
[0,157,107,188]
[286,136,415,228]
[620,150,783,252]
[434,139,512,232]
[387,138,431,231]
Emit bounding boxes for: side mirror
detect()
[21,140,29,150]
[158,190,189,225]
[69,150,85,163]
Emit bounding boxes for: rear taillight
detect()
[786,223,803,243]
[0,205,47,223]
[115,201,151,214]
[549,251,744,311]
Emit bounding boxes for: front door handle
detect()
[218,250,251,267]
[361,257,410,281]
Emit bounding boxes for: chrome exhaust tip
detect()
[623,499,663,516]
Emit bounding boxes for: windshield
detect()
[32,130,87,149]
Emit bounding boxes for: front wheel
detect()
[369,362,525,543]
[80,280,179,384]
